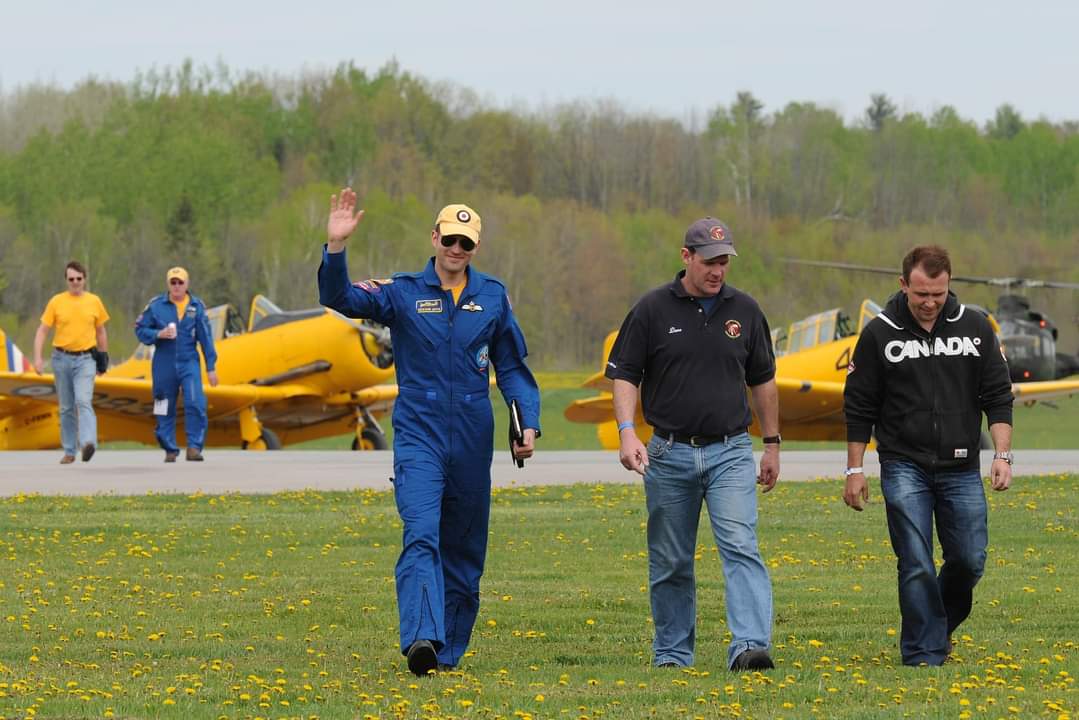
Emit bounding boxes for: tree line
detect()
[1,61,1076,367]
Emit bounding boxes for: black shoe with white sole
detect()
[406,640,437,676]
[731,648,775,671]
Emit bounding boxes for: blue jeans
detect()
[52,350,97,455]
[880,460,987,666]
[643,432,772,668]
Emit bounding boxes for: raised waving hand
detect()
[327,187,365,251]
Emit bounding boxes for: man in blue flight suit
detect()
[134,267,219,462]
[318,187,540,676]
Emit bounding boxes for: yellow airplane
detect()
[0,296,397,451]
[565,299,1079,449]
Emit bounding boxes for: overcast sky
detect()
[2,0,1076,126]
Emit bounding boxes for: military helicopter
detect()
[782,259,1079,383]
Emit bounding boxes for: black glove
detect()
[93,349,109,374]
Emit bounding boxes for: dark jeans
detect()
[880,459,987,666]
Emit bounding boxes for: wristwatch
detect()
[762,434,782,445]
[993,451,1014,465]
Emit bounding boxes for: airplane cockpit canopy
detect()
[247,295,324,333]
[206,304,246,341]
[857,300,882,332]
[773,301,881,357]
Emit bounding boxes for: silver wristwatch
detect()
[993,451,1014,465]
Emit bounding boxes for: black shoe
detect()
[436,664,455,672]
[406,640,437,676]
[731,648,775,671]
[656,662,681,668]
[164,451,179,463]
[186,448,204,462]
[81,444,96,462]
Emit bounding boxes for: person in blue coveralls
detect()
[134,266,219,462]
[318,187,541,677]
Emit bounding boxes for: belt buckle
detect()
[689,435,704,447]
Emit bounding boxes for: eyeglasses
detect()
[169,279,186,285]
[66,276,84,283]
[440,234,476,252]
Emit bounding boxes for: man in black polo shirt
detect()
[606,217,780,672]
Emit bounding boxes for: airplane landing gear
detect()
[238,407,280,450]
[352,406,388,450]
[352,427,388,450]
[243,427,282,450]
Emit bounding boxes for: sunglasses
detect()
[169,279,186,285]
[66,276,84,282]
[440,234,476,252]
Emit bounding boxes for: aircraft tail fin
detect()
[0,328,33,373]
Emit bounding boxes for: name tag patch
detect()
[416,298,443,314]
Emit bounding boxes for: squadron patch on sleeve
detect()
[353,278,394,294]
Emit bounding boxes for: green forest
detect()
[1,61,1077,367]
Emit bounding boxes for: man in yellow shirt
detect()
[33,261,111,464]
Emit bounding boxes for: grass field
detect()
[2,475,1076,719]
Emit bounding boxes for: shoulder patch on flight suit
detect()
[354,278,395,294]
[416,298,443,314]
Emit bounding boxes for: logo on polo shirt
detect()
[724,319,742,339]
[668,326,682,334]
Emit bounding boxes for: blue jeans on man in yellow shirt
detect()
[52,349,97,456]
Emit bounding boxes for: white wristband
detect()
[845,467,864,476]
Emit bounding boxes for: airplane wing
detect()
[563,378,850,429]
[0,372,347,420]
[563,394,614,423]
[1011,377,1079,403]
[0,393,53,417]
[320,384,399,407]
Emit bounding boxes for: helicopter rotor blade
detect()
[780,258,897,276]
[781,258,1079,290]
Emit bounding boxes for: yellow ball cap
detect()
[166,266,189,284]
[436,204,481,245]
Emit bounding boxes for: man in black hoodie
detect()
[843,245,1014,666]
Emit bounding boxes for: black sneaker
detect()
[81,444,96,462]
[731,648,775,671]
[406,640,437,676]
[656,662,681,669]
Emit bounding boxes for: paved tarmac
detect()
[0,450,1075,496]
